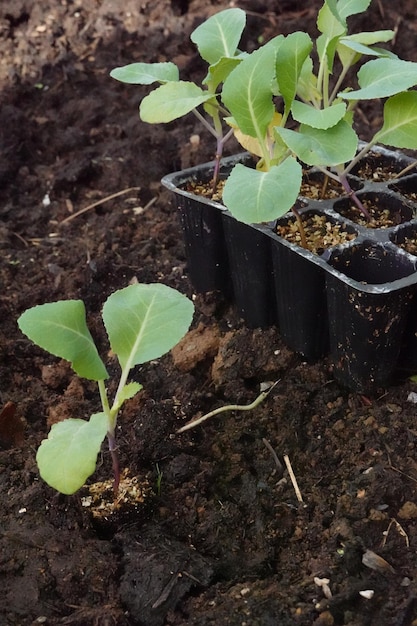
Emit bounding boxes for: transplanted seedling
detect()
[18,283,194,495]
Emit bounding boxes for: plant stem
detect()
[316,49,328,107]
[329,61,351,104]
[338,171,371,220]
[192,108,218,138]
[191,106,234,195]
[211,127,234,195]
[98,379,111,415]
[322,65,330,109]
[107,430,121,495]
[291,204,308,249]
[342,140,375,176]
[316,166,372,221]
[98,379,122,495]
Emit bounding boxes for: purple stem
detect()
[107,431,120,495]
[338,172,371,221]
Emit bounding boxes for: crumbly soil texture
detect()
[2,1,417,625]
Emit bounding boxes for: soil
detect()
[400,237,417,256]
[334,196,411,229]
[3,1,417,625]
[276,212,357,254]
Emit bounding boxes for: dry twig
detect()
[283,454,304,503]
[60,187,141,224]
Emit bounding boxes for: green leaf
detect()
[222,158,302,224]
[191,8,246,65]
[291,101,346,129]
[316,3,346,69]
[140,81,214,123]
[222,45,276,141]
[36,413,108,495]
[374,92,417,149]
[18,301,108,381]
[277,120,358,166]
[276,32,313,116]
[317,0,372,64]
[296,57,321,103]
[102,283,194,372]
[337,30,396,71]
[323,0,340,21]
[341,30,395,48]
[110,62,179,85]
[337,38,395,69]
[341,58,417,100]
[337,0,371,20]
[319,0,371,25]
[317,2,346,37]
[203,56,243,91]
[112,382,143,412]
[119,382,143,401]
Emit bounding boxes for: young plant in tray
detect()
[111,0,417,246]
[18,283,194,495]
[221,0,417,234]
[110,8,247,191]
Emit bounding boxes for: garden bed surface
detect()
[2,1,417,624]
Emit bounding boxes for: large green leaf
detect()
[341,58,417,100]
[276,32,313,117]
[222,158,302,224]
[291,101,346,129]
[18,301,108,381]
[140,81,214,123]
[277,120,358,166]
[222,45,276,141]
[110,62,179,85]
[374,92,417,149]
[102,283,194,372]
[36,413,108,495]
[190,8,246,65]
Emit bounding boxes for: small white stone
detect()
[189,134,200,147]
[359,590,374,599]
[314,576,332,598]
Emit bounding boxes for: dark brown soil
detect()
[2,2,417,625]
